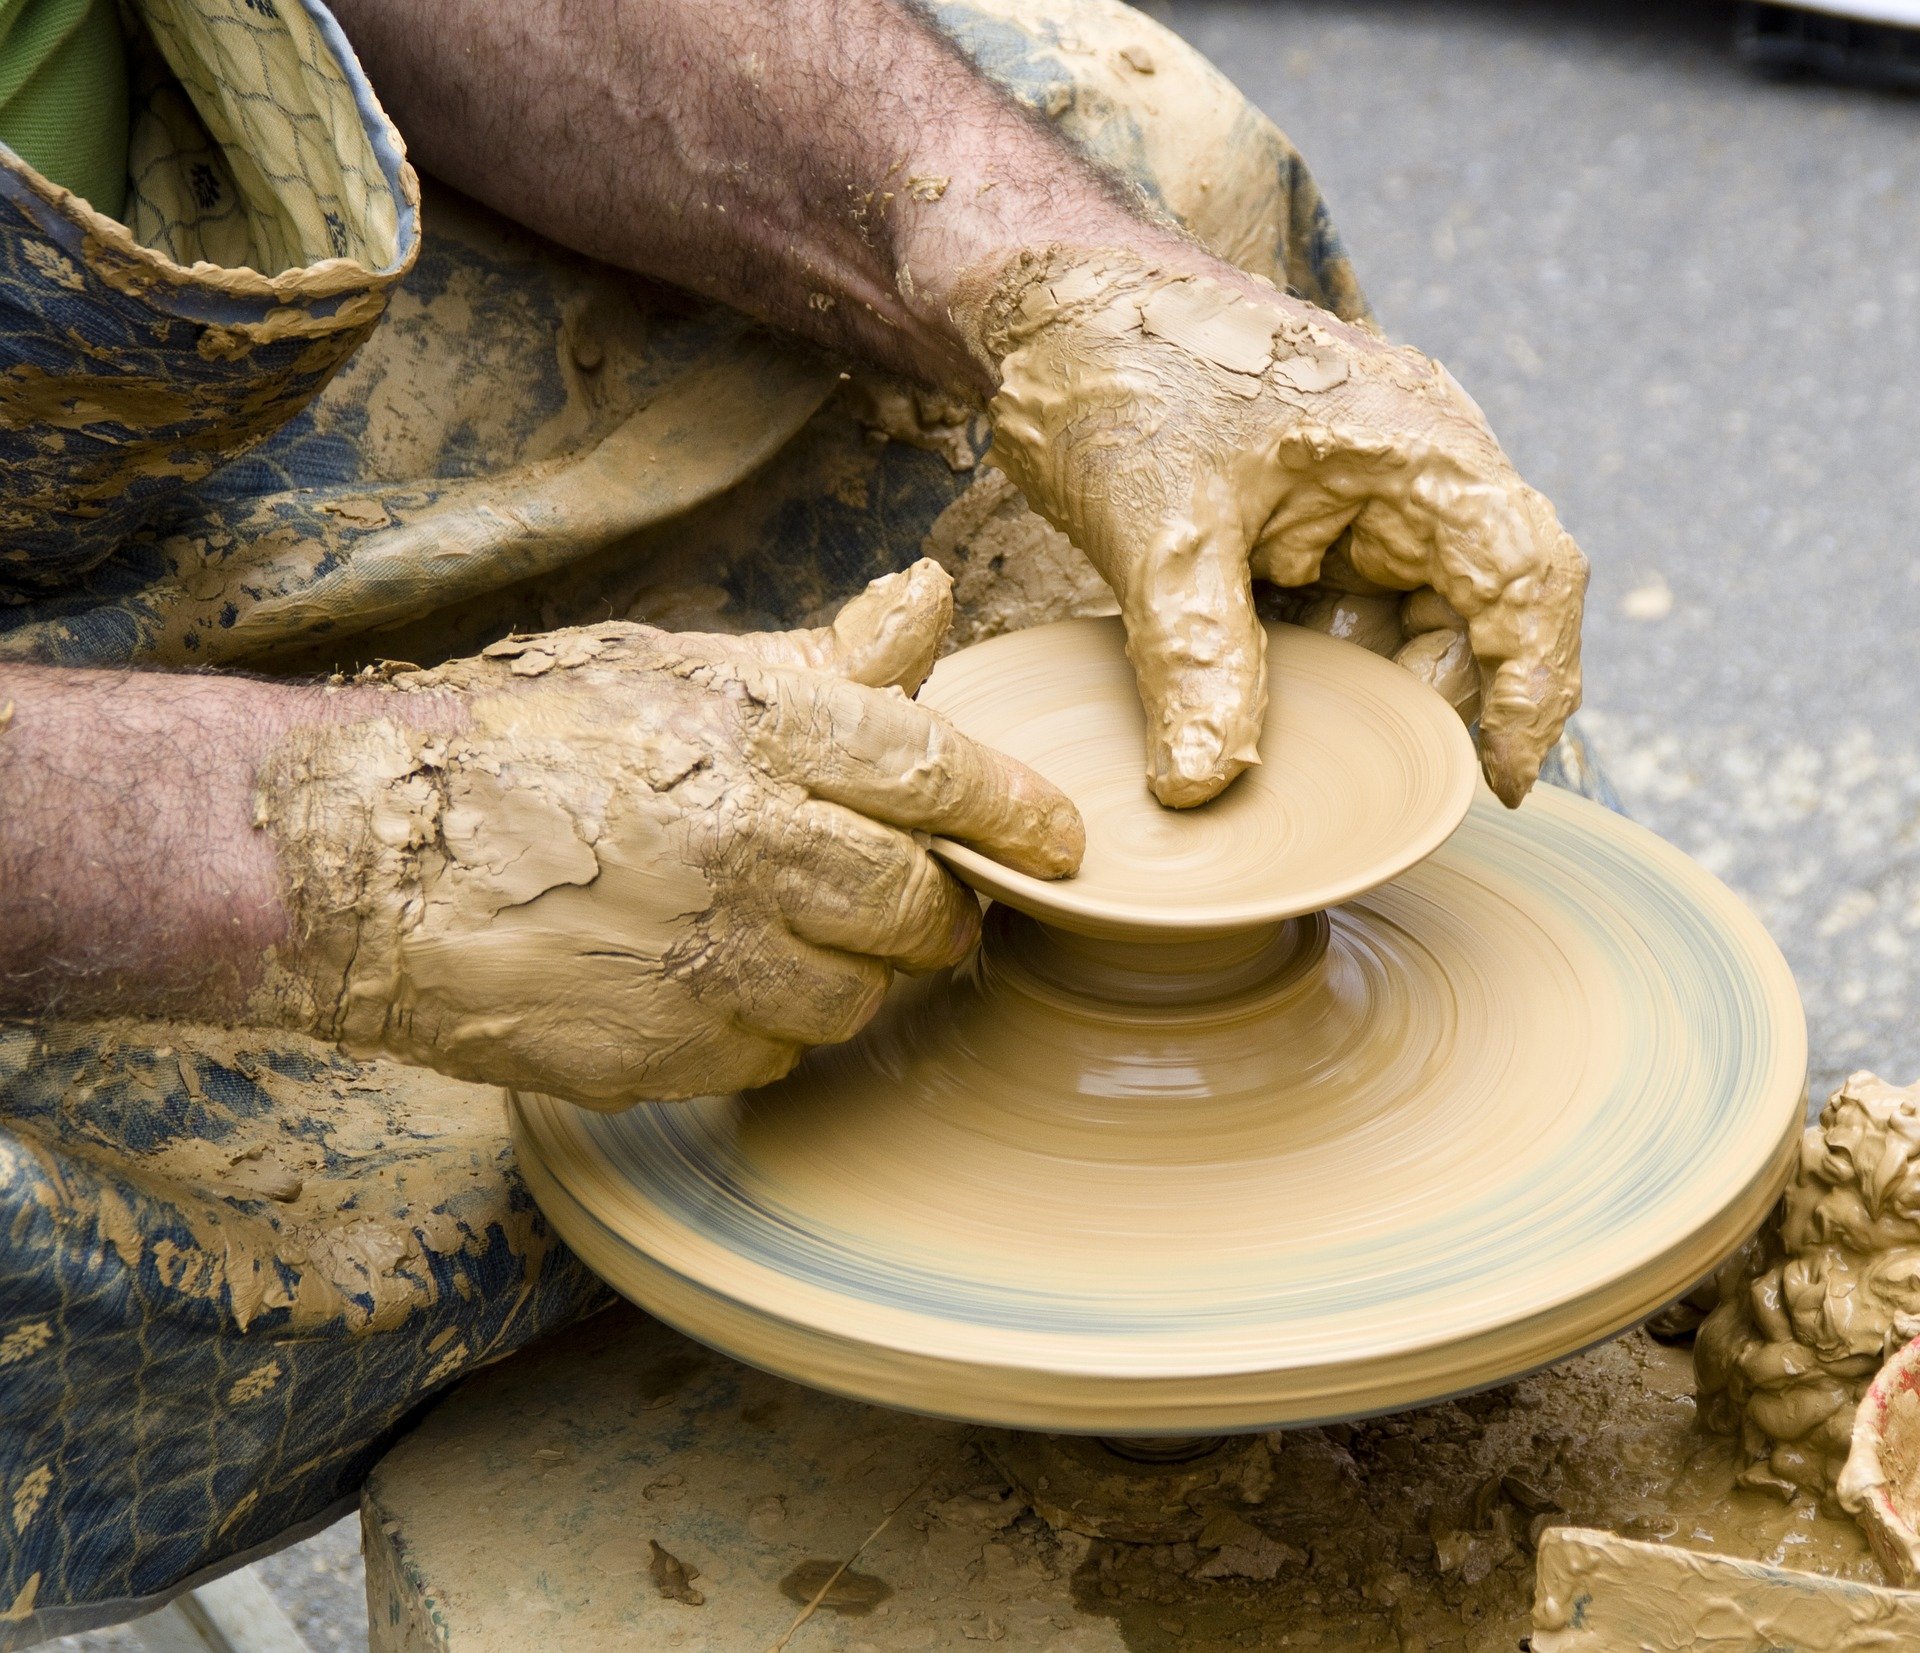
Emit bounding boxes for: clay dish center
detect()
[918,618,1479,939]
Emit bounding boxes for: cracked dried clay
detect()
[253,561,1082,1108]
[959,245,1587,807]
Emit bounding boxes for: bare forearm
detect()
[0,666,301,1019]
[0,667,451,1025]
[328,0,1187,392]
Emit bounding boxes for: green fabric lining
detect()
[0,0,127,216]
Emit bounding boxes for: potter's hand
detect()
[258,562,1082,1108]
[969,248,1588,808]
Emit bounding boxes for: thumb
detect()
[670,560,954,692]
[1115,532,1267,809]
[819,558,953,692]
[1457,488,1587,807]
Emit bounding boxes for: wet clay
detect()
[1840,1333,1920,1586]
[0,1018,554,1337]
[915,617,1477,937]
[512,762,1805,1431]
[252,562,1079,1109]
[843,371,981,474]
[1531,1527,1920,1650]
[956,245,1586,809]
[1697,1072,1920,1504]
[922,470,1122,651]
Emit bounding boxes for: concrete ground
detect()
[43,1519,364,1652]
[51,3,1920,1647]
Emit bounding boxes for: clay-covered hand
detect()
[257,562,1082,1108]
[966,247,1588,807]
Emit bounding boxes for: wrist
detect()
[921,222,1268,395]
[250,682,467,1045]
[0,668,325,1020]
[886,157,1189,395]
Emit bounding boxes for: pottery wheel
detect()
[513,620,1807,1432]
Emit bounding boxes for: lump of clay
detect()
[843,371,980,473]
[1695,1072,1920,1500]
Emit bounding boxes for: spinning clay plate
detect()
[513,622,1807,1432]
[918,618,1479,938]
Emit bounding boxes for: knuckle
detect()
[794,956,890,1044]
[814,961,890,1041]
[879,843,951,938]
[854,825,920,907]
[720,1038,802,1092]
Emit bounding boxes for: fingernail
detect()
[1478,734,1538,808]
[1045,798,1087,878]
[1151,722,1238,808]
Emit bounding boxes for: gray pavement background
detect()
[50,4,1920,1647]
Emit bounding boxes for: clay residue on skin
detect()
[1696,1072,1920,1505]
[1397,625,1482,723]
[956,244,1585,808]
[1292,590,1402,657]
[1253,549,1487,722]
[952,0,1371,321]
[253,563,1080,1109]
[1532,1527,1920,1651]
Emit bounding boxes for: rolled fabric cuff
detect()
[0,0,419,593]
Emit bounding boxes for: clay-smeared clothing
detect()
[0,0,1385,1637]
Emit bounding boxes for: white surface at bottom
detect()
[1778,1,1920,27]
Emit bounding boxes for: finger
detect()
[1245,425,1388,589]
[1112,522,1268,809]
[1294,590,1404,659]
[550,1022,801,1109]
[748,671,1084,878]
[771,799,981,972]
[1313,533,1401,596]
[645,1025,806,1101]
[1400,586,1465,635]
[726,923,893,1049]
[1469,490,1587,806]
[1260,427,1584,807]
[1394,626,1480,724]
[670,560,953,692]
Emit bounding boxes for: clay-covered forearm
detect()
[327,0,1182,393]
[243,566,1081,1109]
[0,665,454,1026]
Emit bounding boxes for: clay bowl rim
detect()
[921,617,1482,942]
[1843,1330,1920,1586]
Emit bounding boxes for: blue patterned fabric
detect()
[0,0,1368,673]
[0,1025,604,1643]
[0,0,1580,1643]
[0,0,418,596]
